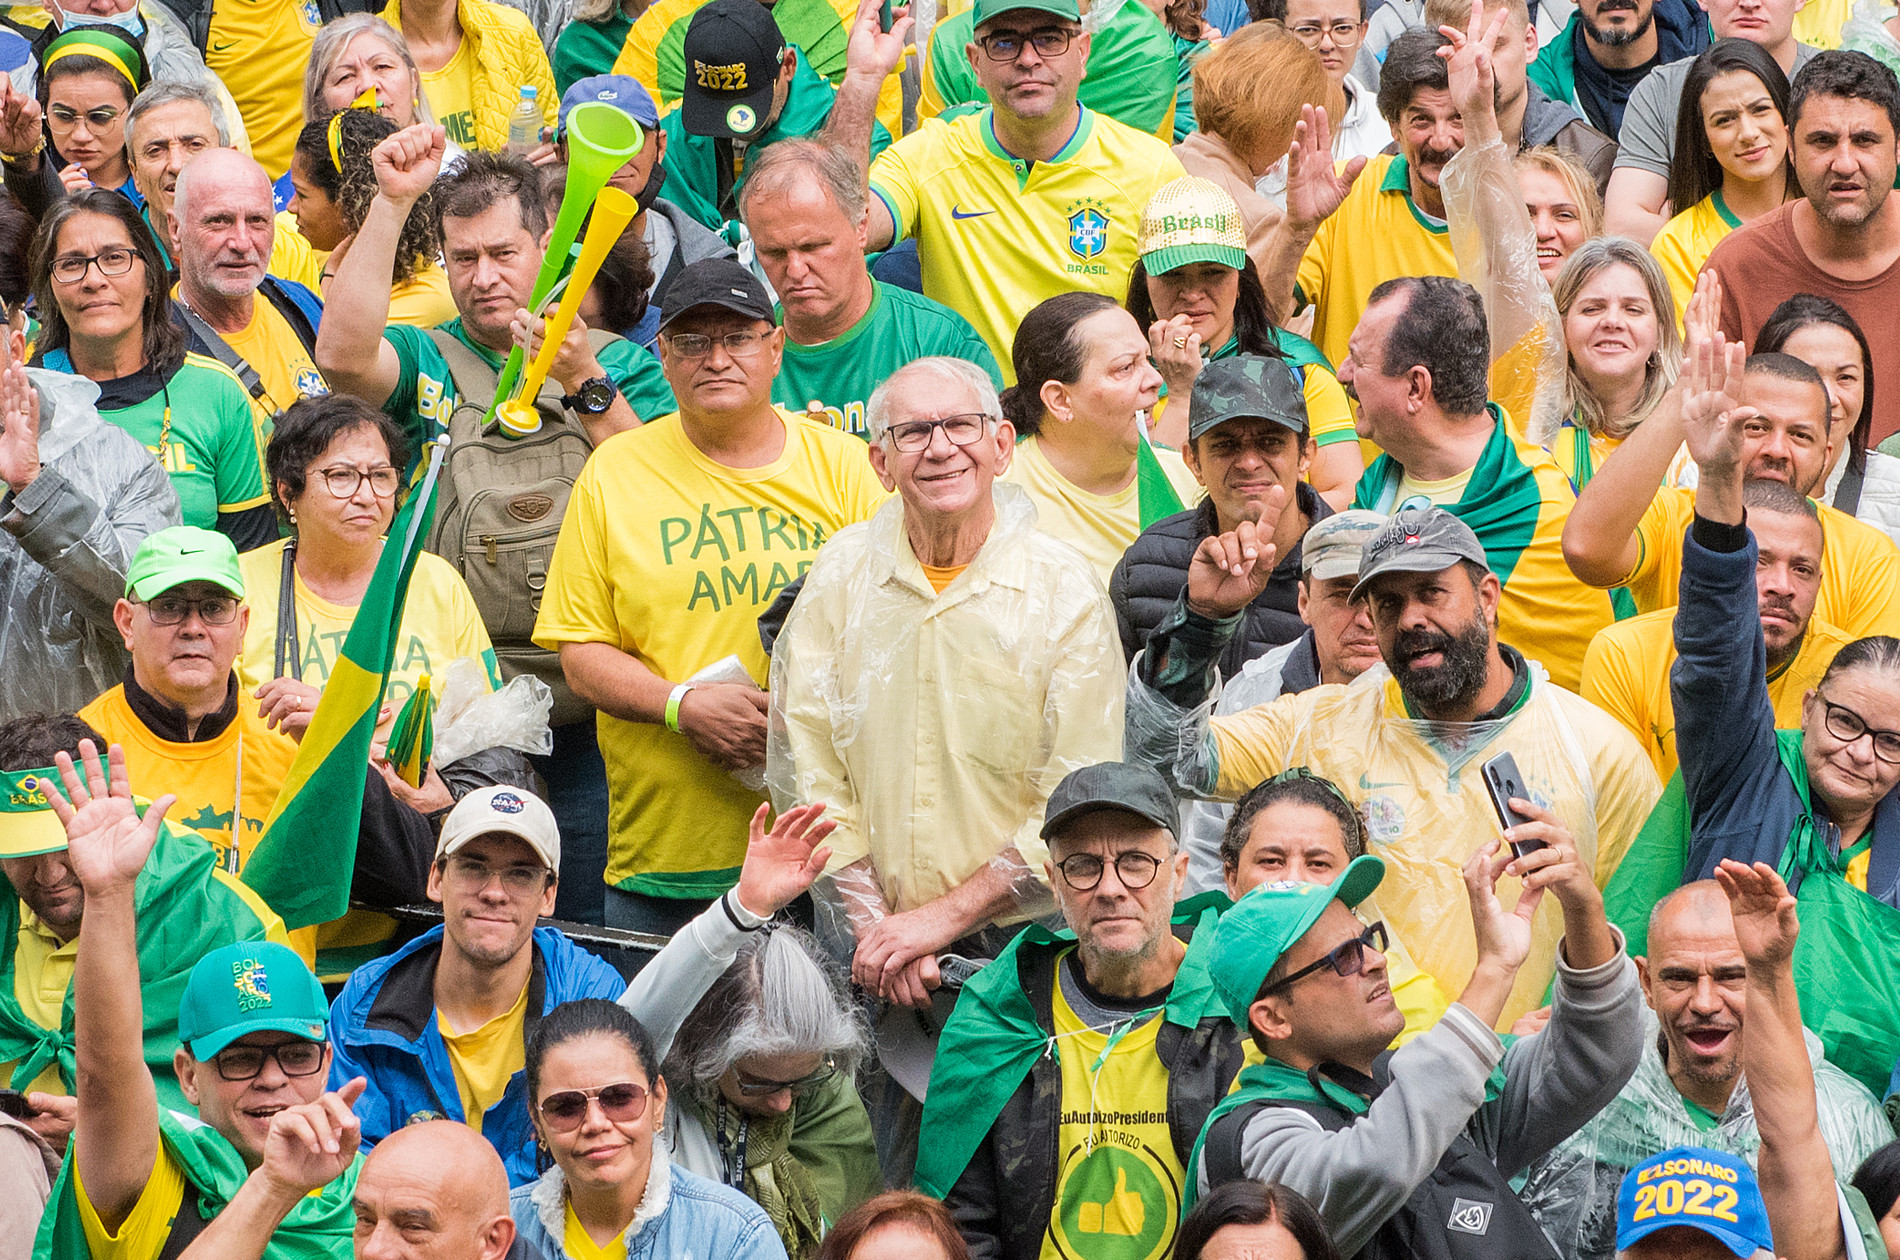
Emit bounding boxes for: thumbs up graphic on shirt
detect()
[1077,1168,1145,1237]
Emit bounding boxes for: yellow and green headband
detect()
[0,766,68,860]
[327,86,383,174]
[42,27,146,93]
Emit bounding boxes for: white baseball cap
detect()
[435,785,561,872]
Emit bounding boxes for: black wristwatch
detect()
[562,376,617,415]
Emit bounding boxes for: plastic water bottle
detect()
[506,85,540,155]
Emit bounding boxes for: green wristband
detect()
[664,683,694,732]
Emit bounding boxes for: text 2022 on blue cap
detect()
[1616,1147,1773,1258]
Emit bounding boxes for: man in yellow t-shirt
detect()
[825,0,1187,377]
[328,787,623,1186]
[172,148,329,434]
[535,260,886,937]
[191,0,322,177]
[921,763,1246,1259]
[1582,484,1851,780]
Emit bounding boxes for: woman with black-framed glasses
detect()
[513,998,788,1260]
[28,188,275,548]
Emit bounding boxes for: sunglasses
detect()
[537,1081,650,1131]
[733,1062,837,1098]
[1261,921,1388,996]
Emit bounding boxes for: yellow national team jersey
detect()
[181,291,327,433]
[235,539,500,723]
[1295,155,1457,371]
[75,1143,191,1260]
[422,41,481,149]
[390,263,460,328]
[1625,487,1900,638]
[565,1201,629,1260]
[533,407,888,897]
[1582,607,1853,780]
[203,0,321,176]
[439,981,529,1135]
[1650,192,1740,330]
[1041,955,1183,1260]
[1000,434,1203,587]
[1393,466,1474,510]
[1794,0,1851,47]
[271,211,326,291]
[870,107,1187,380]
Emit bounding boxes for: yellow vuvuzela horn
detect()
[493,184,639,436]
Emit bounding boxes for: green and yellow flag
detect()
[241,438,448,930]
[1137,413,1185,530]
[385,672,434,789]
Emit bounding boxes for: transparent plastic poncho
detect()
[1129,659,1662,1025]
[1519,1008,1896,1260]
[768,484,1126,949]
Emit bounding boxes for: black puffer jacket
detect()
[1110,481,1330,675]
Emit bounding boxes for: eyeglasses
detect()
[47,103,121,130]
[733,1062,837,1098]
[1288,19,1363,43]
[1055,850,1163,892]
[665,330,769,360]
[51,247,139,285]
[1818,696,1900,765]
[443,854,549,894]
[537,1081,651,1131]
[886,413,993,453]
[137,594,240,626]
[975,26,1077,60]
[212,1040,327,1082]
[313,465,401,499]
[1262,921,1388,996]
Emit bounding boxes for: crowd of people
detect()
[8,0,1900,1251]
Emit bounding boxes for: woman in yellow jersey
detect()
[1538,238,1682,494]
[514,999,789,1260]
[288,108,457,328]
[1651,40,1794,324]
[997,291,1203,586]
[1126,176,1364,507]
[1759,295,1900,543]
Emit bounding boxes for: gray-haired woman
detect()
[620,804,880,1260]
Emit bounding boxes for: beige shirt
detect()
[768,485,1125,914]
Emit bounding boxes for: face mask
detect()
[633,163,666,215]
[47,0,144,34]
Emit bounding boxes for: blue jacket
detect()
[1671,520,1900,902]
[510,1151,788,1260]
[327,925,624,1186]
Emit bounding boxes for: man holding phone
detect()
[1128,506,1660,1027]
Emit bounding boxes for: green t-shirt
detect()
[925,0,1178,141]
[552,11,632,94]
[658,46,891,232]
[40,350,268,530]
[381,317,677,466]
[773,281,1003,439]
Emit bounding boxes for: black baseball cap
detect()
[657,259,778,331]
[681,0,785,140]
[1041,762,1178,840]
[1348,507,1492,602]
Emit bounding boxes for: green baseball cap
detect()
[1187,355,1309,443]
[973,0,1082,26]
[178,941,328,1059]
[125,526,246,602]
[1207,854,1385,1027]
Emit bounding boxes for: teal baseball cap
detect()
[973,0,1082,26]
[1207,854,1385,1027]
[124,526,245,601]
[177,941,328,1059]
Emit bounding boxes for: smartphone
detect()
[0,1088,28,1119]
[1480,752,1545,857]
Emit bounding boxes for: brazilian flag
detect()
[241,439,447,930]
[1137,416,1186,531]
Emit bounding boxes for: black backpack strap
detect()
[175,301,271,410]
[1836,456,1867,518]
[274,538,300,682]
[1201,1102,1266,1189]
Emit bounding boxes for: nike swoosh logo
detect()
[950,205,995,219]
[209,39,237,52]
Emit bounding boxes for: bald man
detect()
[1519,882,1891,1259]
[169,147,328,432]
[179,1115,517,1260]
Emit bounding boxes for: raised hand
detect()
[733,801,837,918]
[0,328,40,491]
[371,124,446,204]
[1464,837,1539,975]
[844,0,913,83]
[45,741,174,896]
[1184,486,1286,618]
[1679,322,1750,479]
[1437,0,1506,141]
[259,1077,366,1200]
[1284,105,1367,234]
[0,78,42,159]
[1715,859,1800,969]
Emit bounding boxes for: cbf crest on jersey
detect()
[1066,198,1110,261]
